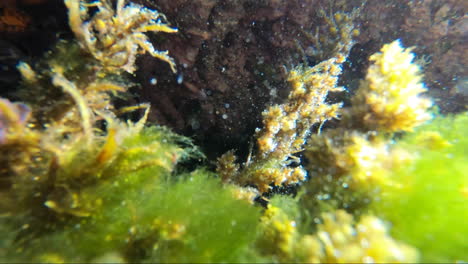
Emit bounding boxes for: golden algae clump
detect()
[258,56,345,160]
[304,130,411,188]
[218,54,348,194]
[255,205,298,261]
[254,200,417,263]
[302,40,434,218]
[65,0,177,74]
[301,130,412,221]
[215,7,360,194]
[216,149,240,183]
[351,40,432,132]
[295,210,418,263]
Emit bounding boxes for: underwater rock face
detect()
[136,0,363,157]
[129,0,466,157]
[0,0,466,154]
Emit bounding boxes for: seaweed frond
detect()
[64,0,178,74]
[221,53,347,194]
[350,40,433,132]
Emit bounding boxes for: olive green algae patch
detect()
[144,171,261,263]
[0,127,260,263]
[2,172,261,263]
[371,112,468,263]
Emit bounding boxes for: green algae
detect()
[371,113,468,263]
[0,127,261,263]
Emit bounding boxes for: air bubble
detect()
[177,73,183,84]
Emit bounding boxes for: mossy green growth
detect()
[1,126,261,263]
[371,112,468,263]
[269,195,301,222]
[144,171,262,263]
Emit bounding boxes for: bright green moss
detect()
[1,127,261,263]
[269,195,301,222]
[144,171,261,263]
[371,112,468,263]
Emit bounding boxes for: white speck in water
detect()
[177,73,183,84]
[257,56,264,64]
[224,103,230,109]
[222,114,228,119]
[269,88,277,97]
[149,77,157,85]
[317,194,330,200]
